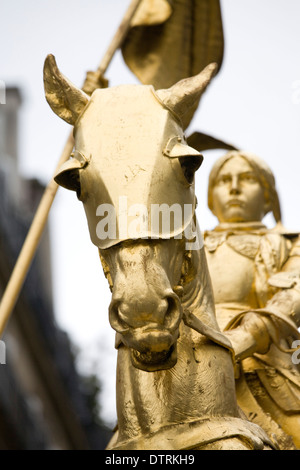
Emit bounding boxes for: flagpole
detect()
[0,0,143,338]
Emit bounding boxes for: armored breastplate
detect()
[205,239,258,307]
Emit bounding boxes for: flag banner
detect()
[122,0,224,128]
[187,131,238,152]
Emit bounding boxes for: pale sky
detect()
[1,0,300,426]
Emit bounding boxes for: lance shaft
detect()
[0,0,143,337]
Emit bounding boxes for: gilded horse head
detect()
[43,55,217,371]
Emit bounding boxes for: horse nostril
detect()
[163,294,182,331]
[109,300,129,333]
[109,293,182,334]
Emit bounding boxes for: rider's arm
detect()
[224,236,300,361]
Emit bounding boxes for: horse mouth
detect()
[130,343,177,371]
[118,324,180,371]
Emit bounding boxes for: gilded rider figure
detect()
[204,150,300,449]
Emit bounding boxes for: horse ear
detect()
[156,63,218,122]
[43,54,89,125]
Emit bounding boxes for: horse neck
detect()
[180,245,219,330]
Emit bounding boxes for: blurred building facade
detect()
[0,87,112,449]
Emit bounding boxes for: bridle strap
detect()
[183,309,236,366]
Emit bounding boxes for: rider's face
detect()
[211,156,267,223]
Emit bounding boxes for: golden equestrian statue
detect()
[42,55,275,450]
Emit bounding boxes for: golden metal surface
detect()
[43,58,277,450]
[205,151,300,449]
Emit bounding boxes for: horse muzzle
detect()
[131,343,178,372]
[126,325,179,371]
[109,293,182,371]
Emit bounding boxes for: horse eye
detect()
[69,170,82,199]
[179,156,202,184]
